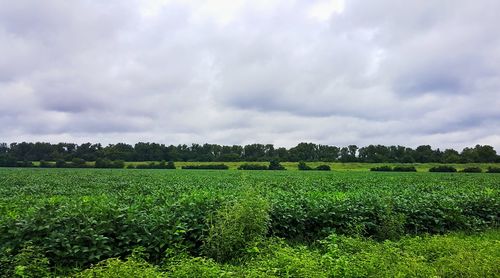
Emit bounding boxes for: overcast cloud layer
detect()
[1,0,500,149]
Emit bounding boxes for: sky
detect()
[1,0,500,149]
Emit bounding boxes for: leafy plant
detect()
[202,191,270,262]
[429,165,457,172]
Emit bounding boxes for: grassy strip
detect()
[75,230,500,277]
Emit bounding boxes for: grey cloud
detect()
[0,0,500,150]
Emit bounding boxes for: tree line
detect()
[0,142,499,166]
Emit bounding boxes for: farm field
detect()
[1,168,499,277]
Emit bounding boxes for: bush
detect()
[461,167,482,173]
[166,161,176,169]
[315,165,331,171]
[298,162,313,171]
[202,192,270,262]
[268,160,285,171]
[76,257,164,278]
[238,164,268,170]
[16,160,34,168]
[55,159,67,168]
[393,166,417,172]
[429,166,457,172]
[370,166,392,172]
[71,158,87,168]
[39,160,53,168]
[182,164,229,170]
[486,167,500,173]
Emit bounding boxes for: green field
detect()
[1,168,499,277]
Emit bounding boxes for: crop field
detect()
[1,168,499,277]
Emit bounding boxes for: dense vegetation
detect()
[1,142,499,165]
[0,169,499,276]
[429,166,458,172]
[370,165,417,172]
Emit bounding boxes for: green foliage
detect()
[315,165,331,171]
[39,160,53,168]
[202,191,270,262]
[76,257,165,278]
[135,160,176,169]
[429,165,457,172]
[487,166,500,173]
[0,169,499,274]
[0,243,51,278]
[298,161,313,170]
[374,202,406,240]
[182,164,228,170]
[166,161,176,169]
[238,164,268,170]
[55,159,67,168]
[163,255,233,277]
[320,231,500,277]
[461,167,483,173]
[392,165,417,172]
[268,160,285,170]
[370,165,392,171]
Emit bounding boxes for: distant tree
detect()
[473,145,497,162]
[289,142,319,162]
[442,149,461,163]
[0,154,16,167]
[339,145,358,162]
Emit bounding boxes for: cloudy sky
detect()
[1,0,500,149]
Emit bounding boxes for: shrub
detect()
[112,160,125,169]
[71,158,87,167]
[370,166,392,172]
[461,167,482,173]
[55,159,67,168]
[238,164,268,170]
[268,160,285,170]
[166,161,176,169]
[392,166,417,172]
[202,192,270,262]
[298,162,313,171]
[16,160,34,167]
[315,165,331,171]
[429,166,457,172]
[39,160,53,168]
[486,167,500,173]
[182,164,228,170]
[0,243,50,278]
[75,257,164,278]
[126,165,136,169]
